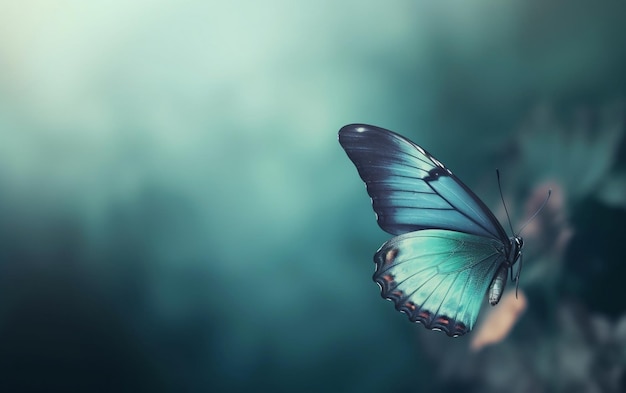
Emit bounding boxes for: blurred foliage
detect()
[0,1,626,392]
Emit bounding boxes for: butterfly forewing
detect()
[338,124,508,241]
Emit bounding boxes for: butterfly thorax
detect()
[488,236,523,306]
[508,236,523,264]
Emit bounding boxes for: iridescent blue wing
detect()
[338,124,508,241]
[374,230,505,336]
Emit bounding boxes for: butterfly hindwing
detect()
[338,124,508,241]
[374,230,505,336]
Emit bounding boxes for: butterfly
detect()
[338,124,524,337]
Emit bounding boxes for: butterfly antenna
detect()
[496,169,515,235]
[517,189,552,236]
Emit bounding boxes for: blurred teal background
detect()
[1,1,626,392]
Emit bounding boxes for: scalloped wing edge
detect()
[373,246,471,337]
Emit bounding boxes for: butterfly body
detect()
[488,236,522,306]
[338,124,523,336]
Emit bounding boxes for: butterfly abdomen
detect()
[488,264,509,305]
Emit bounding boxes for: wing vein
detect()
[425,180,499,239]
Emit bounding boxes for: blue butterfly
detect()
[339,124,524,337]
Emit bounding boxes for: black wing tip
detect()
[339,123,375,133]
[339,124,397,139]
[339,124,374,144]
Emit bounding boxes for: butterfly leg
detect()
[512,253,523,299]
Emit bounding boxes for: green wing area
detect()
[373,229,505,337]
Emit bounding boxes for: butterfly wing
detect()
[374,229,505,336]
[338,124,508,241]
